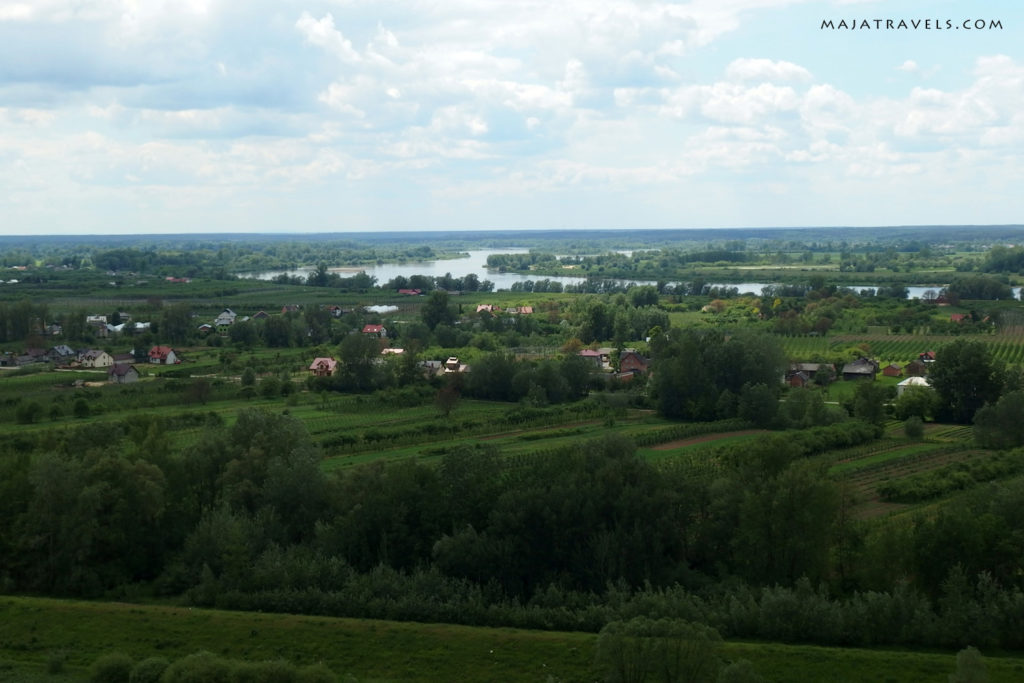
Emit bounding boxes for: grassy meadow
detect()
[2,597,1023,682]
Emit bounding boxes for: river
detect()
[238,252,1018,299]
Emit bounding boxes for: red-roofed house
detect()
[308,357,338,377]
[148,346,180,365]
[398,289,422,296]
[619,351,650,375]
[362,324,387,337]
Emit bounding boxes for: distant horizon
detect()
[2,224,1022,241]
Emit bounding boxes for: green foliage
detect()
[904,416,924,440]
[930,340,1003,424]
[161,651,233,683]
[14,400,42,424]
[421,290,455,331]
[950,646,989,683]
[653,329,786,421]
[973,391,1024,449]
[878,450,1024,503]
[595,617,722,683]
[851,381,888,428]
[893,387,937,421]
[73,397,90,419]
[90,651,134,683]
[128,657,169,683]
[717,659,765,683]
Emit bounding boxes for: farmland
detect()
[3,228,1024,679]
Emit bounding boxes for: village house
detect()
[841,357,879,381]
[619,351,650,375]
[80,349,114,368]
[420,360,444,378]
[148,346,180,365]
[578,349,602,366]
[214,308,237,329]
[787,371,811,388]
[308,357,338,377]
[897,376,933,397]
[252,310,270,320]
[107,363,140,384]
[49,344,76,362]
[362,324,387,338]
[444,357,469,373]
[904,359,928,377]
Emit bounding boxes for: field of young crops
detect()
[781,332,1024,365]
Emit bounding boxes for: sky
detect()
[0,0,1021,235]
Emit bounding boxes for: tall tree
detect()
[421,290,455,331]
[929,340,1003,424]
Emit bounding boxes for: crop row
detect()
[878,449,1024,502]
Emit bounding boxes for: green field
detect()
[1,597,1022,683]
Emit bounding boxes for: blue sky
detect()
[0,0,1020,235]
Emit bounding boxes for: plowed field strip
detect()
[650,430,769,450]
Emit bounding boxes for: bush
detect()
[160,651,233,683]
[91,651,134,683]
[129,657,169,683]
[904,416,924,440]
[595,617,722,683]
[73,397,91,419]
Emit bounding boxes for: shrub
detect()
[160,651,233,683]
[90,651,134,683]
[73,397,91,419]
[129,657,170,683]
[905,416,924,440]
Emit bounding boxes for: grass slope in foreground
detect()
[2,597,1024,682]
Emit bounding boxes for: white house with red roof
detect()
[362,324,387,337]
[148,346,180,365]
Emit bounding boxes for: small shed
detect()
[882,363,903,378]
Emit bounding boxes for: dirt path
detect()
[650,429,769,450]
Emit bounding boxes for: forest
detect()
[2,225,1024,681]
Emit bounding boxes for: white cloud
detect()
[296,12,361,63]
[0,2,1022,232]
[726,58,812,82]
